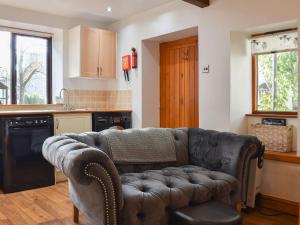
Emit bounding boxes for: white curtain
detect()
[251,31,298,55]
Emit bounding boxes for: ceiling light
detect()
[107,6,112,12]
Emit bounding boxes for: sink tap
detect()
[59,88,72,110]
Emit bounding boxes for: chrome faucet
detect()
[59,88,72,110]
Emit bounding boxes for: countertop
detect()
[0,109,132,116]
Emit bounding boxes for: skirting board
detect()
[260,195,299,217]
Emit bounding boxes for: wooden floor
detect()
[0,182,298,225]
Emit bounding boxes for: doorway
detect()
[160,36,199,128]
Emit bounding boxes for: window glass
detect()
[257,51,298,112]
[0,31,11,105]
[16,35,48,104]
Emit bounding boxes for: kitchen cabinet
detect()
[69,25,116,79]
[53,113,92,182]
[54,113,92,135]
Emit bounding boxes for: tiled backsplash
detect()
[67,90,132,110]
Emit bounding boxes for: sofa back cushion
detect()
[188,128,260,178]
[66,128,189,174]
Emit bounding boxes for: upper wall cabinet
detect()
[69,26,116,79]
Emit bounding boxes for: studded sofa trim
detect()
[42,136,123,225]
[84,163,117,225]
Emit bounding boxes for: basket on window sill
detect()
[249,123,293,152]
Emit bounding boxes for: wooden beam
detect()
[182,0,210,8]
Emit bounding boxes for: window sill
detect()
[246,113,298,119]
[264,150,300,164]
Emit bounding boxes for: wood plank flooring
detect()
[0,182,298,225]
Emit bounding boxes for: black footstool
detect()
[171,201,242,225]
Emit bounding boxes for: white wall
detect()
[261,160,300,202]
[230,32,252,135]
[141,41,160,127]
[0,4,118,102]
[109,0,300,130]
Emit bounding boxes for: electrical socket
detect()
[202,64,210,74]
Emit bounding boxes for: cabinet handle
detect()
[97,67,100,76]
[100,66,103,76]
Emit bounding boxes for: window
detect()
[0,30,52,105]
[252,30,298,114]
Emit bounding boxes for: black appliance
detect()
[0,115,55,193]
[92,112,132,132]
[262,118,286,126]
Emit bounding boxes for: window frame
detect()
[252,50,298,116]
[10,33,52,105]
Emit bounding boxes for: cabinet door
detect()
[54,114,92,135]
[99,30,116,78]
[81,27,100,78]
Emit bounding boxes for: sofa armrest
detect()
[188,128,264,203]
[42,135,123,225]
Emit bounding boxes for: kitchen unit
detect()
[0,115,55,193]
[54,113,92,135]
[69,25,116,78]
[0,109,132,188]
[92,111,132,132]
[54,113,92,182]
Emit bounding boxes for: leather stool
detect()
[172,201,242,225]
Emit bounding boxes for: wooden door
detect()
[160,36,199,128]
[99,30,116,78]
[81,27,100,78]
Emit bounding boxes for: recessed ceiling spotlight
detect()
[107,6,112,12]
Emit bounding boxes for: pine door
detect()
[160,36,199,128]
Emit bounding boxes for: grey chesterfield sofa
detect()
[42,128,263,225]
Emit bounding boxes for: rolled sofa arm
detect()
[42,135,123,225]
[188,128,264,203]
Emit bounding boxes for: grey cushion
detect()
[188,129,263,202]
[119,165,239,225]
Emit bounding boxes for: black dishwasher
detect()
[0,115,55,193]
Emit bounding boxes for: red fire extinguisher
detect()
[131,48,137,69]
[122,55,131,81]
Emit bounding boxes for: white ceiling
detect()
[0,0,176,25]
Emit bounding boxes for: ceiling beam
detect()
[182,0,210,8]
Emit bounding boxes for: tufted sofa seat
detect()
[120,165,239,225]
[42,128,264,225]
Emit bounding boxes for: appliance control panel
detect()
[6,116,52,128]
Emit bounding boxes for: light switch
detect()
[202,64,210,74]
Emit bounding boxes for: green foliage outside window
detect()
[257,51,298,112]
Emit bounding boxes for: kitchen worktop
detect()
[0,109,132,116]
